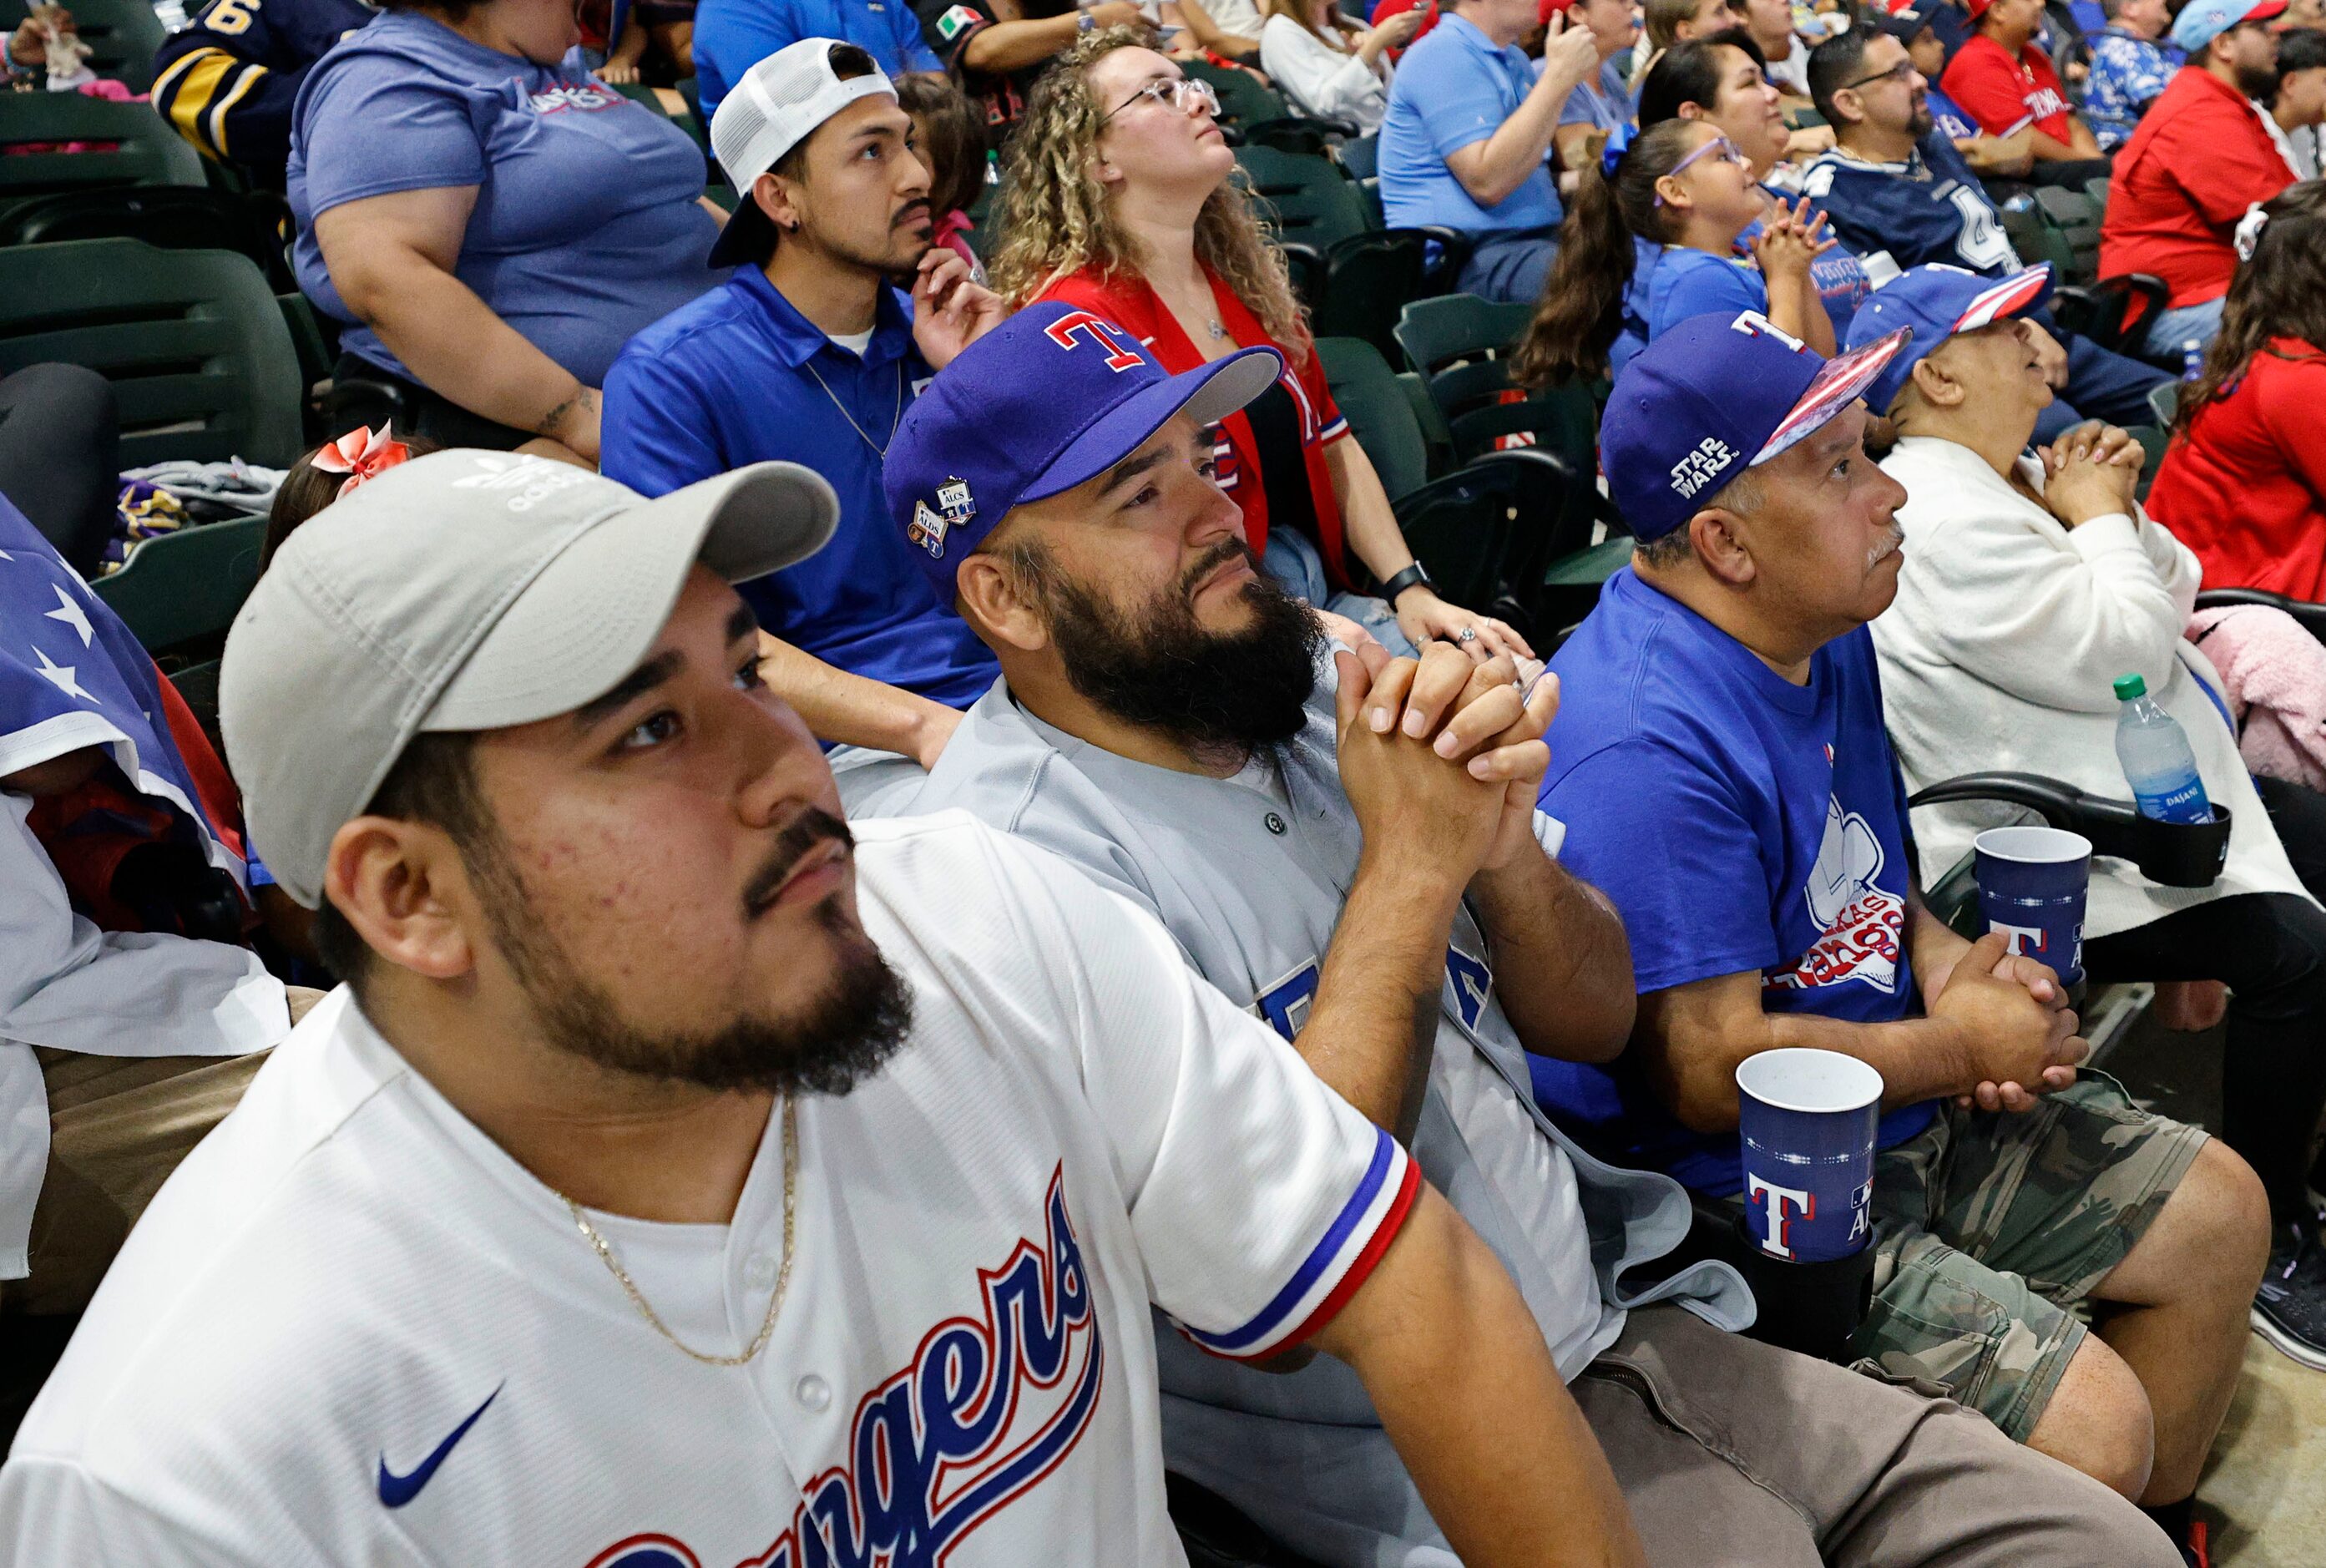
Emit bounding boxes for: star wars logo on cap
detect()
[1669,437,1739,500]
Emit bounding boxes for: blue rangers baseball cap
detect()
[1601,311,1909,540]
[884,301,1283,604]
[1844,262,2054,412]
[2172,0,2285,52]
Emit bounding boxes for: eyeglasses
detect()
[1100,76,1222,125]
[1653,133,1751,204]
[1842,58,1919,90]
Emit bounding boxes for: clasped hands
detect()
[1332,637,1559,889]
[1923,930,2088,1114]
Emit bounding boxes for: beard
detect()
[800,197,933,280]
[2237,60,2281,100]
[473,807,914,1099]
[1908,97,1934,138]
[1032,538,1325,766]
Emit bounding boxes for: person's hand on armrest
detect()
[1307,1181,1649,1568]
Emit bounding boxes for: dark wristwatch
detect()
[1378,562,1435,607]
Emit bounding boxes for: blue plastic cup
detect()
[1735,1049,1884,1262]
[1974,826,2091,989]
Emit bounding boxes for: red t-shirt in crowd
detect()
[1939,33,2074,140]
[2100,66,2298,309]
[2146,339,2326,601]
[1034,266,1358,589]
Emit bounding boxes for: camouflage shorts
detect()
[1848,1070,2207,1442]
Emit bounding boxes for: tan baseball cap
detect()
[219,451,837,908]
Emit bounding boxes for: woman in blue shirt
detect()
[1512,115,1836,387]
[289,0,726,463]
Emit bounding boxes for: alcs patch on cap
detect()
[908,476,977,559]
[935,4,982,40]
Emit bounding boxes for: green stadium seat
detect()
[0,184,295,292]
[2030,186,2101,285]
[1316,336,1433,501]
[1236,144,1373,251]
[1392,292,1535,376]
[0,95,206,215]
[93,512,266,659]
[0,238,304,467]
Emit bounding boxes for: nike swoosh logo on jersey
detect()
[377,1385,500,1509]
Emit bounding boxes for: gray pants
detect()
[1576,1306,2177,1566]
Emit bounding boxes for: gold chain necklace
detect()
[802,356,907,458]
[564,1096,797,1367]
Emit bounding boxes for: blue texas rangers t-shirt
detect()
[1534,566,1936,1194]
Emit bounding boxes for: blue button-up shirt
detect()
[1378,13,1563,236]
[692,0,942,120]
[601,267,998,708]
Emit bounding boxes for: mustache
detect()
[1867,524,1905,569]
[892,198,933,230]
[1179,539,1258,600]
[742,806,855,919]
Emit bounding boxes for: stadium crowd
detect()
[3,0,2326,1559]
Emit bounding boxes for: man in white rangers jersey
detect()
[871,303,2184,1566]
[0,447,1646,1565]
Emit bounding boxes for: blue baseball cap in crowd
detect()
[2172,0,2285,53]
[883,301,1283,604]
[1844,262,2054,411]
[1601,311,1909,540]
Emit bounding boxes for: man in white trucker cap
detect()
[603,39,1006,802]
[0,448,1656,1565]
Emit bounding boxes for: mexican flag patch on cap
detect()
[936,4,982,39]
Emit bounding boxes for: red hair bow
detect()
[310,424,412,498]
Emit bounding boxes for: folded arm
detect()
[311,188,600,462]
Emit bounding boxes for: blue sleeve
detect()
[1650,256,1765,339]
[1542,740,1782,994]
[297,55,484,212]
[1557,79,1598,125]
[896,4,944,72]
[600,346,726,498]
[1410,50,1509,158]
[698,3,803,112]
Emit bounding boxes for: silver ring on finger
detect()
[1458,626,1479,644]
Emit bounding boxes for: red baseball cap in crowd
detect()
[1371,0,1440,45]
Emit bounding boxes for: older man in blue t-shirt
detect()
[1377,0,1602,301]
[1534,311,2269,1549]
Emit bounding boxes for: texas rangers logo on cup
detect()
[584,1170,1103,1568]
[1736,1050,1884,1264]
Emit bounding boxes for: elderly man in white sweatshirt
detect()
[1853,264,2326,1378]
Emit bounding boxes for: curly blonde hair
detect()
[988,28,1310,362]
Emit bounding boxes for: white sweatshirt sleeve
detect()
[1895,458,2191,714]
[1259,16,1388,127]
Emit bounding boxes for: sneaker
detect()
[2253,1221,2326,1371]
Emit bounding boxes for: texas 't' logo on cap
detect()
[1043,311,1147,372]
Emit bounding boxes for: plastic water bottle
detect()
[2113,673,2213,824]
[2182,339,2205,382]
